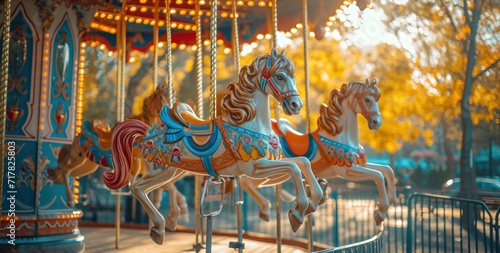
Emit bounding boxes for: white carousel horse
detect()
[241,78,397,226]
[47,86,188,218]
[103,49,324,245]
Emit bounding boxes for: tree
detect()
[377,0,500,198]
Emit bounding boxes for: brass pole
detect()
[302,0,314,251]
[165,0,173,105]
[115,2,127,249]
[193,1,203,251]
[0,0,12,216]
[269,1,282,252]
[206,0,218,251]
[232,1,243,252]
[153,0,160,88]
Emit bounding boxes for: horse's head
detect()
[352,78,382,130]
[258,48,302,115]
[47,144,73,184]
[221,48,302,125]
[142,85,169,123]
[318,78,382,135]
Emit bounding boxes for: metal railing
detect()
[406,193,499,253]
[75,172,500,252]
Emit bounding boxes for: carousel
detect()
[0,0,392,252]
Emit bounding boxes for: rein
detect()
[260,57,299,102]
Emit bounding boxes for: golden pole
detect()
[268,1,283,252]
[302,0,314,251]
[193,1,203,251]
[153,0,160,88]
[165,0,173,105]
[231,1,244,251]
[114,2,127,249]
[206,0,217,251]
[0,0,12,215]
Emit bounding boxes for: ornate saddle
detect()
[79,120,113,167]
[89,119,112,150]
[159,102,222,177]
[271,119,317,160]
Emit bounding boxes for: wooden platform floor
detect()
[80,226,307,253]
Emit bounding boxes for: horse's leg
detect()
[130,165,177,245]
[161,182,181,231]
[240,177,272,222]
[247,159,310,233]
[63,172,74,208]
[292,157,324,215]
[337,165,389,226]
[366,163,397,205]
[152,189,163,210]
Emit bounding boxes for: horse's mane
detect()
[129,86,168,125]
[317,79,380,135]
[221,52,294,126]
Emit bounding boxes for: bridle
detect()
[354,91,380,119]
[260,57,299,102]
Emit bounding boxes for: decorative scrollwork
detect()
[35,1,56,32]
[6,98,24,131]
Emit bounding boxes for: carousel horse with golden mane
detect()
[103,49,324,245]
[47,86,188,219]
[241,78,397,226]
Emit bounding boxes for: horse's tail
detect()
[103,119,148,190]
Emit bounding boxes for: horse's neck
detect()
[322,109,359,148]
[232,92,274,135]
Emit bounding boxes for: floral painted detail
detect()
[254,139,268,157]
[268,134,280,158]
[269,135,279,149]
[144,140,154,154]
[321,136,367,167]
[241,134,253,154]
[170,147,182,163]
[223,122,282,161]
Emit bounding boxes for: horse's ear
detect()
[371,78,377,86]
[365,78,370,86]
[271,48,278,59]
[280,49,285,56]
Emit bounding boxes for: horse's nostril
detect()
[372,119,378,125]
[290,101,299,109]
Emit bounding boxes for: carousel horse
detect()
[103,49,324,245]
[47,86,188,219]
[241,78,397,226]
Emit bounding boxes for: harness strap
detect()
[214,117,240,160]
[260,57,299,103]
[311,131,332,163]
[355,93,380,118]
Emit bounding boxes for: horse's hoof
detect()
[149,227,165,245]
[288,209,304,233]
[304,201,317,216]
[166,216,178,231]
[373,210,386,226]
[319,194,327,205]
[180,204,189,215]
[259,210,270,222]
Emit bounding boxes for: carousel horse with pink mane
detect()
[47,86,188,219]
[103,49,324,245]
[241,78,397,226]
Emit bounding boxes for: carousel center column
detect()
[1,1,95,252]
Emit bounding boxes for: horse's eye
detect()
[364,98,370,103]
[277,75,284,81]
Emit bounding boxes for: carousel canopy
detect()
[79,0,372,52]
